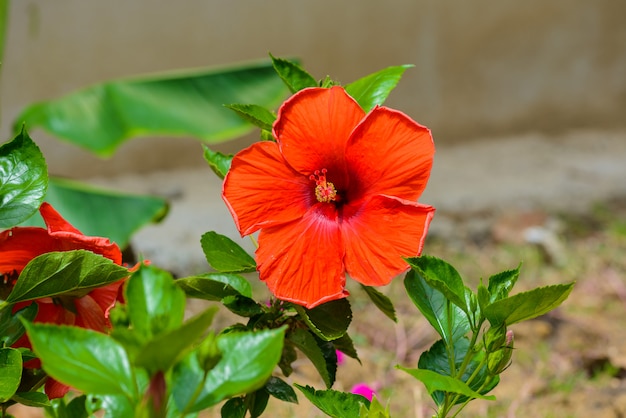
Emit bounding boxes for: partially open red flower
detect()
[223,86,435,308]
[0,202,126,397]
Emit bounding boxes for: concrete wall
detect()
[2,0,625,177]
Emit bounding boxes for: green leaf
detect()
[19,176,168,249]
[288,329,333,388]
[7,250,128,303]
[294,384,370,418]
[173,327,286,412]
[11,391,50,407]
[360,285,396,322]
[0,347,22,402]
[483,283,575,326]
[487,264,521,303]
[0,302,38,347]
[332,333,360,363]
[23,322,135,397]
[270,54,317,93]
[246,388,270,418]
[221,294,264,317]
[345,65,412,112]
[406,256,472,316]
[0,127,48,227]
[125,265,186,339]
[203,145,233,179]
[396,367,496,402]
[404,269,471,345]
[200,231,256,273]
[134,307,218,374]
[176,273,252,301]
[265,376,298,404]
[294,298,352,341]
[224,104,276,132]
[221,397,246,418]
[14,61,289,157]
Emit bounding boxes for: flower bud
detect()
[484,324,507,353]
[197,332,222,372]
[486,330,514,375]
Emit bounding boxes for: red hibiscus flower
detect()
[0,202,126,398]
[222,86,435,308]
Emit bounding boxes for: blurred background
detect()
[3,1,626,417]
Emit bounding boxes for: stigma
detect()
[310,169,338,203]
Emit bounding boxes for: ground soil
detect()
[8,128,626,418]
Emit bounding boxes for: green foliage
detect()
[293,298,352,341]
[176,273,253,301]
[345,65,413,112]
[0,347,22,402]
[203,145,233,179]
[294,384,370,418]
[14,61,290,157]
[0,302,37,347]
[287,329,335,389]
[397,367,495,402]
[200,231,256,273]
[223,104,276,132]
[360,285,397,322]
[6,250,128,303]
[269,54,317,93]
[0,127,48,228]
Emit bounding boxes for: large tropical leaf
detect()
[13,60,290,157]
[20,177,168,248]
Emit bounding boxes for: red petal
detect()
[75,295,107,331]
[45,378,71,399]
[346,107,434,201]
[40,202,82,234]
[274,86,364,179]
[256,204,348,308]
[223,141,311,236]
[0,227,56,272]
[342,195,435,286]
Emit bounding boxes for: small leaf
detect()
[332,333,360,363]
[265,376,298,404]
[224,104,276,132]
[487,264,521,303]
[294,384,370,418]
[294,298,352,341]
[396,367,496,402]
[404,269,470,345]
[7,250,128,303]
[23,322,135,397]
[10,391,50,407]
[0,302,38,346]
[345,65,412,112]
[270,54,317,93]
[360,285,396,322]
[203,145,233,180]
[0,127,48,227]
[176,273,252,301]
[483,283,575,326]
[221,397,246,418]
[222,294,264,317]
[246,388,270,418]
[0,347,22,402]
[200,231,256,273]
[288,329,333,388]
[125,264,186,339]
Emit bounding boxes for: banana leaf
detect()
[13,60,289,157]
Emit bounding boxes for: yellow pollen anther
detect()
[310,169,338,203]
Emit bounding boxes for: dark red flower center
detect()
[310,169,339,203]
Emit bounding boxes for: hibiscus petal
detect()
[45,378,71,399]
[342,195,435,286]
[274,86,364,180]
[223,141,312,236]
[346,106,434,201]
[75,295,107,331]
[256,204,347,308]
[0,227,57,272]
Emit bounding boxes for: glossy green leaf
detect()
[176,273,252,301]
[222,294,264,317]
[270,54,317,93]
[14,61,289,157]
[0,127,48,228]
[406,256,472,315]
[0,302,38,347]
[173,327,286,412]
[332,333,360,363]
[203,145,233,179]
[345,65,412,112]
[221,397,246,418]
[125,265,185,339]
[294,384,370,418]
[360,285,396,322]
[483,283,575,326]
[404,269,470,345]
[246,388,270,418]
[288,329,333,388]
[23,322,135,397]
[134,307,217,374]
[294,298,352,341]
[0,347,22,402]
[487,264,521,303]
[19,176,168,249]
[398,367,495,402]
[201,231,256,273]
[224,103,276,132]
[265,376,298,404]
[7,250,128,303]
[10,391,50,407]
